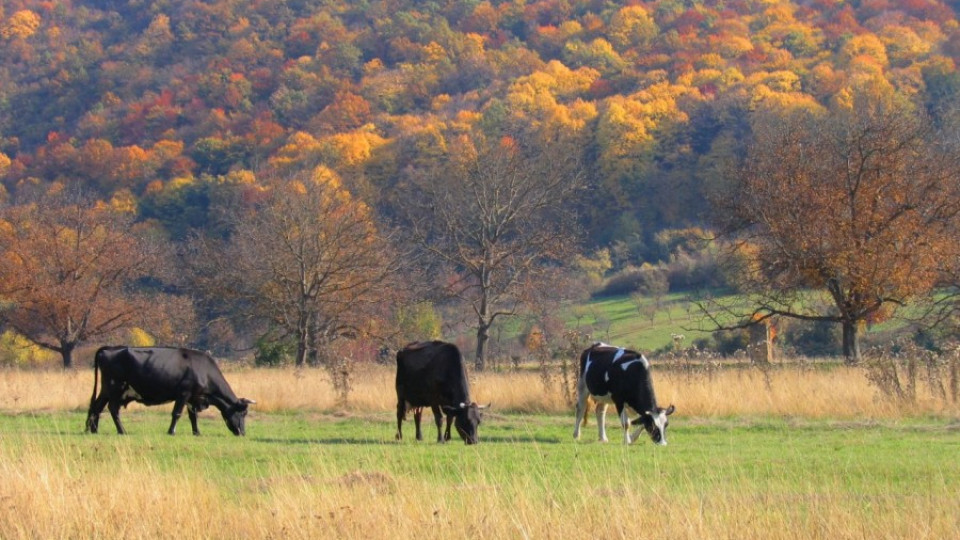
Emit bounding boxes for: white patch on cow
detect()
[591,392,613,404]
[640,354,650,369]
[612,348,626,361]
[652,410,669,446]
[618,358,644,371]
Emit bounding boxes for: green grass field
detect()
[567,292,733,351]
[2,409,959,538]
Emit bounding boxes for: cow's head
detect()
[634,404,675,445]
[222,398,255,436]
[443,402,489,445]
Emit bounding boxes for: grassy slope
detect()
[2,411,958,538]
[566,292,730,352]
[568,291,907,354]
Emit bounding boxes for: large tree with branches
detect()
[187,167,399,367]
[0,189,193,367]
[708,91,960,363]
[403,130,584,370]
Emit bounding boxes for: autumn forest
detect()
[2,0,960,369]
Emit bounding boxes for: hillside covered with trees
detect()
[1,0,960,367]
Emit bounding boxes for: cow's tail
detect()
[86,349,102,430]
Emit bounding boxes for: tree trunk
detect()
[295,312,309,367]
[475,320,490,371]
[841,319,862,365]
[475,264,492,371]
[60,342,75,369]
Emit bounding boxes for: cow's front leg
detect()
[168,398,187,435]
[187,406,201,436]
[444,412,454,441]
[595,403,609,442]
[414,407,424,441]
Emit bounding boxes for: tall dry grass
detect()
[1,431,958,539]
[1,360,957,418]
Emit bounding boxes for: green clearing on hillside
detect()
[564,292,734,352]
[566,292,909,354]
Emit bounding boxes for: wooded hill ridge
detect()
[2,0,959,255]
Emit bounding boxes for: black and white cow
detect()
[395,340,488,445]
[573,342,675,445]
[85,346,255,436]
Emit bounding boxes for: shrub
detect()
[254,337,294,367]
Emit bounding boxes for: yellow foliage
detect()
[607,5,657,49]
[269,131,323,172]
[0,152,10,177]
[321,129,387,168]
[127,327,156,347]
[109,189,138,215]
[222,169,257,185]
[2,10,41,40]
[310,165,343,190]
[719,35,754,59]
[0,331,57,367]
[879,26,931,65]
[167,176,195,190]
[841,34,888,67]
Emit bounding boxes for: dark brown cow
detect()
[85,346,254,436]
[395,341,488,444]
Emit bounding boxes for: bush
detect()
[781,319,841,357]
[254,337,294,367]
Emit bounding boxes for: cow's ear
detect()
[664,404,675,415]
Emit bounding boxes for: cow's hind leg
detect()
[108,399,127,435]
[86,392,110,433]
[396,402,405,440]
[414,407,425,441]
[573,378,589,440]
[431,405,445,443]
[167,398,187,435]
[595,402,609,442]
[618,406,633,444]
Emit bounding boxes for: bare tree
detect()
[187,169,399,367]
[404,131,584,370]
[0,190,193,367]
[707,92,960,364]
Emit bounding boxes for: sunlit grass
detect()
[2,361,957,419]
[1,410,958,539]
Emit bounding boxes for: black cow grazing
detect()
[85,346,255,436]
[573,342,675,445]
[395,340,488,445]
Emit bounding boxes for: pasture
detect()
[1,364,959,539]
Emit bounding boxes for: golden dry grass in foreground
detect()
[2,360,959,539]
[2,361,956,418]
[1,417,958,540]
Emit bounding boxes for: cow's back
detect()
[396,341,469,406]
[99,347,218,405]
